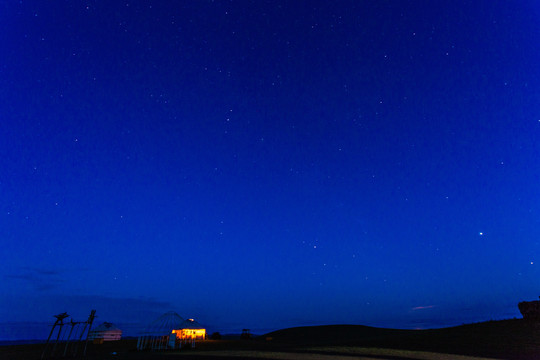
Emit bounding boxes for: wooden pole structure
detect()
[82,310,96,357]
[139,335,145,350]
[72,320,87,356]
[51,319,66,356]
[63,320,78,357]
[72,309,95,357]
[41,312,69,360]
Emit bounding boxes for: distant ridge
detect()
[262,319,539,359]
[263,324,409,344]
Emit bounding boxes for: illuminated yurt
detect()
[88,322,122,341]
[137,311,206,350]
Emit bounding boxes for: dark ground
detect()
[2,319,540,360]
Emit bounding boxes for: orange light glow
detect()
[171,328,206,340]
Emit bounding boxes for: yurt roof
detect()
[143,311,185,336]
[180,318,205,329]
[91,322,122,332]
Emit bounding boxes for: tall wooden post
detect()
[41,312,69,360]
[83,310,96,356]
[63,320,78,357]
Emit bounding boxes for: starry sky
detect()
[1,0,540,340]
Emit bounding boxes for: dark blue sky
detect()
[1,0,540,339]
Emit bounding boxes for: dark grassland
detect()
[2,319,539,360]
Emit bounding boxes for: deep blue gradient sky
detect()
[1,0,540,339]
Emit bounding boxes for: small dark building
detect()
[241,329,251,339]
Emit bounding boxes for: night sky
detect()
[2,0,540,340]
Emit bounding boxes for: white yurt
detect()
[88,322,122,341]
